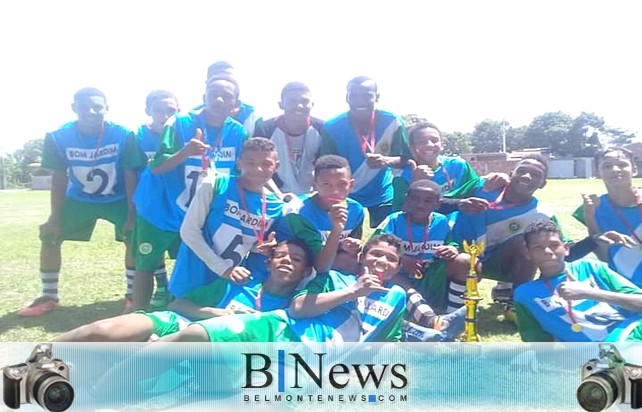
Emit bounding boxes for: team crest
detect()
[139,242,153,255]
[506,220,522,233]
[379,143,390,153]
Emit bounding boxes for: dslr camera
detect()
[3,343,74,412]
[577,343,642,412]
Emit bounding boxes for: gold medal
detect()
[571,323,582,333]
[414,269,423,280]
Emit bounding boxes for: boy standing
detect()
[20,88,145,316]
[320,76,410,228]
[254,82,324,195]
[515,220,642,342]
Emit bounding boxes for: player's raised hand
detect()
[223,265,251,285]
[256,231,277,255]
[435,245,458,260]
[365,153,389,168]
[595,230,637,248]
[482,172,510,192]
[408,159,434,181]
[458,197,490,214]
[329,202,348,232]
[184,128,209,157]
[557,280,594,301]
[353,267,389,297]
[339,237,363,255]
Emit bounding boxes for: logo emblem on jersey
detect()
[507,219,522,233]
[139,242,153,255]
[379,143,390,153]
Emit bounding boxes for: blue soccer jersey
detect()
[135,124,161,161]
[374,211,452,264]
[288,270,406,342]
[514,260,642,342]
[451,180,557,258]
[573,194,642,287]
[396,156,478,193]
[320,110,409,207]
[41,121,137,203]
[135,111,248,232]
[168,175,283,297]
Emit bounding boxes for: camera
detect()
[3,343,74,412]
[577,343,642,412]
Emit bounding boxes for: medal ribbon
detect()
[352,111,376,154]
[255,287,263,311]
[236,183,267,244]
[276,115,310,175]
[542,269,581,331]
[613,189,642,244]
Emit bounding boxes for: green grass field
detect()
[0,179,635,342]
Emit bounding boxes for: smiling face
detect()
[279,88,313,121]
[597,150,637,189]
[403,185,441,223]
[410,126,442,164]
[268,242,311,285]
[525,231,568,277]
[359,240,401,281]
[237,148,279,188]
[346,79,379,120]
[507,159,547,198]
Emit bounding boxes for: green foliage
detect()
[525,111,574,155]
[442,131,472,155]
[0,139,45,188]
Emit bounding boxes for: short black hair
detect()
[518,153,549,177]
[408,121,442,145]
[271,239,313,268]
[407,179,442,196]
[73,87,106,103]
[314,155,351,176]
[363,233,403,256]
[241,137,276,156]
[523,220,562,246]
[594,147,635,168]
[145,89,177,110]
[347,76,377,93]
[206,74,240,98]
[281,82,310,100]
[206,61,235,79]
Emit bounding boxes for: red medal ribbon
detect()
[255,287,263,311]
[613,189,642,244]
[542,269,580,327]
[236,182,267,245]
[276,115,310,171]
[488,186,520,210]
[351,111,376,154]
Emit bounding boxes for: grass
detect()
[1,178,638,342]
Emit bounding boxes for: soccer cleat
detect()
[18,297,58,317]
[150,290,172,310]
[491,282,514,303]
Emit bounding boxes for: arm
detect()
[557,281,642,313]
[48,171,68,225]
[314,202,347,273]
[150,126,207,175]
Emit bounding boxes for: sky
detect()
[1,0,641,153]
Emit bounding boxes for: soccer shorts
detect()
[480,247,511,283]
[132,215,180,272]
[193,310,300,342]
[40,197,128,243]
[143,310,191,338]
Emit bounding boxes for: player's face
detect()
[526,232,568,276]
[147,98,178,129]
[411,127,442,163]
[332,244,360,275]
[346,80,379,116]
[237,149,279,186]
[269,243,310,284]
[280,90,313,120]
[598,151,637,188]
[313,167,353,204]
[404,187,440,222]
[72,95,107,130]
[204,79,238,121]
[509,160,547,196]
[360,241,401,281]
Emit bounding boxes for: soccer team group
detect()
[19,61,642,343]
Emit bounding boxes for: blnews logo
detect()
[241,350,409,404]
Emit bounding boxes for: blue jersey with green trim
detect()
[574,194,642,287]
[135,124,161,161]
[43,121,132,203]
[396,156,473,193]
[287,270,406,342]
[322,110,406,207]
[218,280,291,313]
[376,211,450,264]
[134,112,247,232]
[168,175,284,297]
[192,102,256,135]
[451,180,555,258]
[514,260,642,342]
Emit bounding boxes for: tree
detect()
[525,111,574,156]
[470,119,503,153]
[567,112,605,157]
[603,127,635,147]
[12,139,45,185]
[442,131,472,155]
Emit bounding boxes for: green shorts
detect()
[40,197,128,243]
[143,310,191,338]
[194,310,299,342]
[411,259,449,314]
[131,215,180,272]
[480,247,511,283]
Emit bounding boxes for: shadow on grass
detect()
[0,299,126,336]
[477,302,520,339]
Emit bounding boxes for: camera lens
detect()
[577,371,619,412]
[34,373,74,412]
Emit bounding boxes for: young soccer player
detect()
[515,220,642,342]
[130,76,248,310]
[168,137,283,298]
[573,147,642,287]
[375,179,470,316]
[55,240,312,342]
[450,154,559,316]
[254,82,324,195]
[19,88,146,317]
[392,121,479,213]
[131,90,180,310]
[320,76,410,228]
